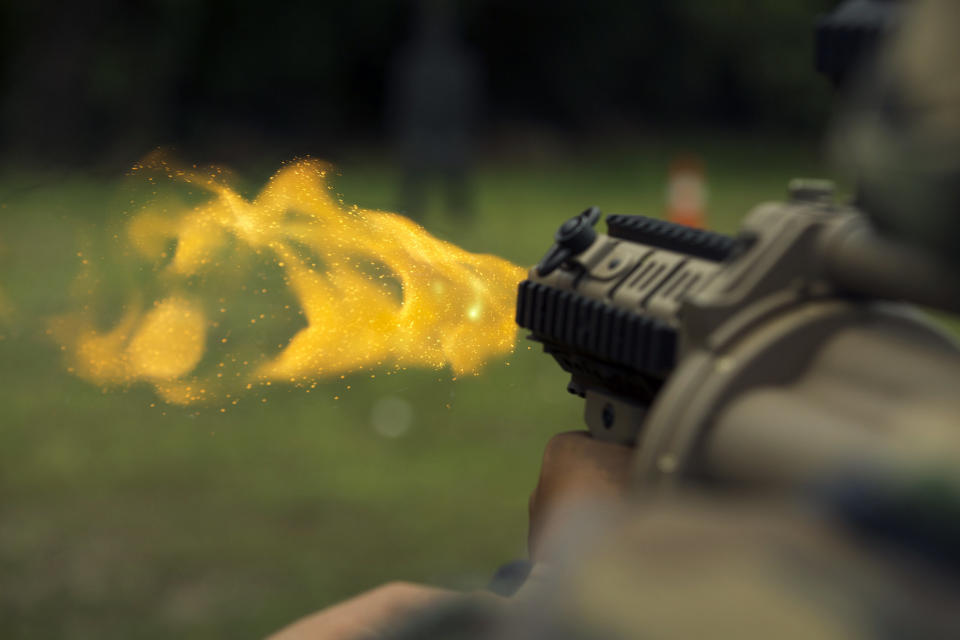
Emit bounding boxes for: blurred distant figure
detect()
[387,0,481,219]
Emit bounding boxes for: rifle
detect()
[515,0,960,490]
[517,186,960,489]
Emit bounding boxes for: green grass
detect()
[0,136,827,638]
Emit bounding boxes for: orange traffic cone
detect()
[666,154,707,229]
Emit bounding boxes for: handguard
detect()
[517,208,735,444]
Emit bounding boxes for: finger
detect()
[538,431,635,496]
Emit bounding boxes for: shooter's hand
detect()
[528,431,635,561]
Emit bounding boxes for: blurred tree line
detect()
[0,0,836,166]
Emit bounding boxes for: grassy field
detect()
[0,136,829,638]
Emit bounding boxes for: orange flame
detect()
[51,156,525,405]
